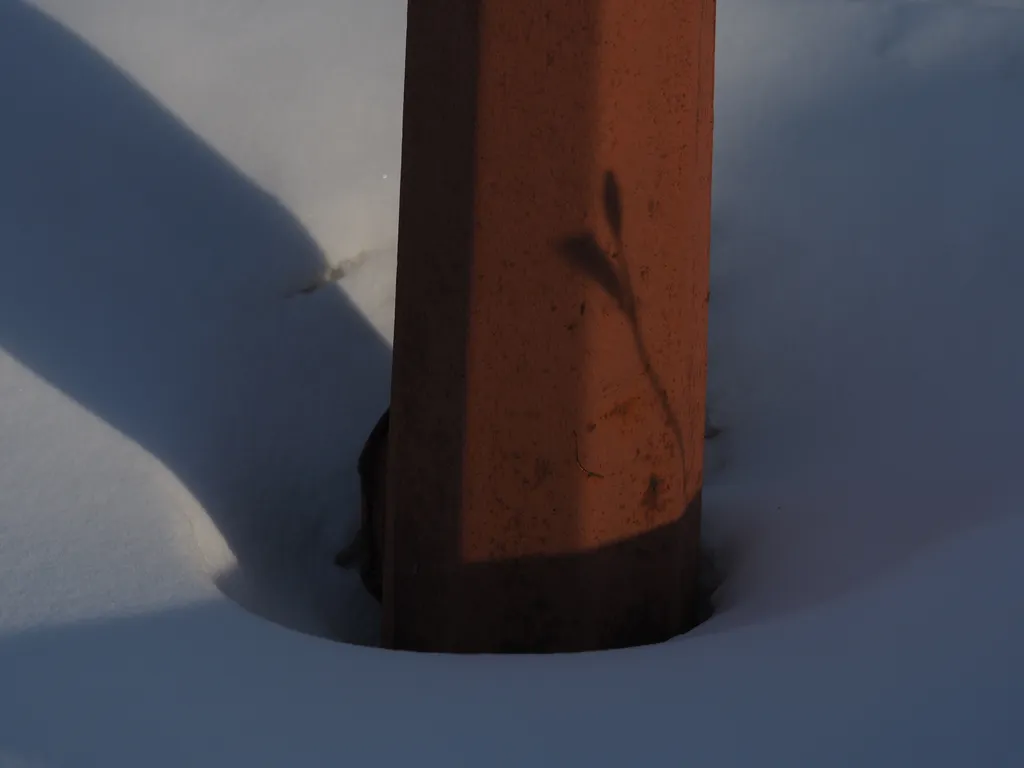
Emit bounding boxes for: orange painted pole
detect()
[384,0,715,653]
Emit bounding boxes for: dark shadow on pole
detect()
[386,0,598,652]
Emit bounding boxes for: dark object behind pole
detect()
[335,408,389,602]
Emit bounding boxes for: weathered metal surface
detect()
[384,0,716,653]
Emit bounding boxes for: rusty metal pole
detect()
[384,0,715,653]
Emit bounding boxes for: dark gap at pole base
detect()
[335,408,719,653]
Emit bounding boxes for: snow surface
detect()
[1,0,1023,765]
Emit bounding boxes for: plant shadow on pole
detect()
[559,171,692,506]
[384,0,716,653]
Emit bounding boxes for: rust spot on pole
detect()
[385,0,715,653]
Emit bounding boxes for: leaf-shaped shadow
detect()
[603,170,622,242]
[558,233,625,311]
[556,169,688,499]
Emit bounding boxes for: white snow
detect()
[1,0,1022,765]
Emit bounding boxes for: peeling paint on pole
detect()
[384,0,715,653]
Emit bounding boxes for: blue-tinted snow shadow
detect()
[0,0,389,643]
[0,603,651,767]
[1,563,1021,768]
[703,14,1024,628]
[0,603,379,767]
[0,602,699,766]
